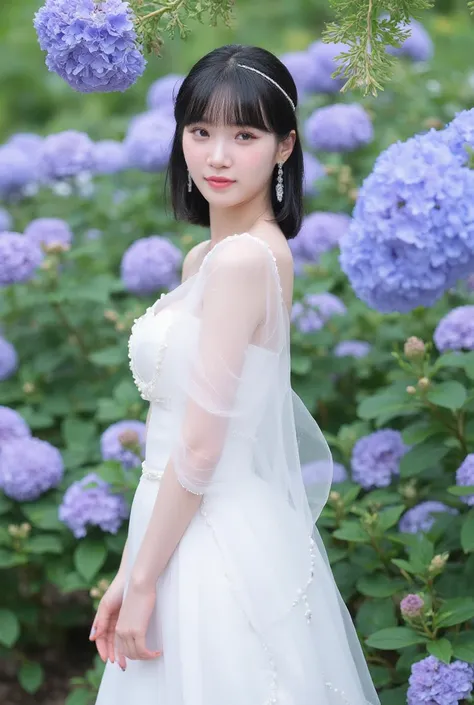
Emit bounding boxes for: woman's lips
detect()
[205,178,235,189]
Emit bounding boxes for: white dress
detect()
[94,233,380,705]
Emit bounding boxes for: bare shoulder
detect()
[181,239,211,282]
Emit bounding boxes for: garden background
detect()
[1,0,474,704]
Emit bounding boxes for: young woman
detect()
[91,44,381,705]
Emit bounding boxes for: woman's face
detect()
[182,120,294,207]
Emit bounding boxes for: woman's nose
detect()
[207,140,231,168]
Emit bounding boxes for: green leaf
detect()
[463,352,474,380]
[452,631,474,663]
[447,485,474,497]
[399,440,450,478]
[26,535,63,554]
[88,346,123,367]
[376,506,406,532]
[408,535,434,572]
[426,381,467,410]
[74,538,107,582]
[433,352,468,371]
[356,573,406,598]
[427,638,453,664]
[0,609,20,647]
[291,355,312,375]
[0,494,13,515]
[333,521,370,543]
[401,421,442,446]
[366,626,428,650]
[0,549,28,568]
[21,502,63,531]
[357,389,409,422]
[65,689,92,705]
[62,418,97,451]
[356,599,398,636]
[18,661,44,694]
[436,598,474,628]
[391,558,416,575]
[461,508,474,553]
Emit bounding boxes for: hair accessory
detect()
[237,63,296,112]
[276,161,284,202]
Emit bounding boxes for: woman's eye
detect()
[191,128,208,137]
[237,132,255,141]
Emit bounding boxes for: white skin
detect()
[182,119,296,244]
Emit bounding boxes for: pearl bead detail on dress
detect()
[291,536,317,624]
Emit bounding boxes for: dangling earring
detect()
[276,161,284,203]
[187,169,192,193]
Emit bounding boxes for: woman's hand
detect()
[89,575,125,665]
[113,578,162,671]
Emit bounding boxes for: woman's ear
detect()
[278,130,296,163]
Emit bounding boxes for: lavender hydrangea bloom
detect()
[59,472,128,538]
[121,235,183,295]
[400,594,424,618]
[291,293,346,334]
[302,152,326,197]
[39,130,95,181]
[305,104,373,153]
[0,338,18,381]
[0,144,36,198]
[34,0,146,93]
[0,232,43,286]
[351,429,410,489]
[455,454,474,506]
[24,218,73,250]
[93,140,127,174]
[387,19,434,62]
[334,340,371,358]
[100,419,146,469]
[302,460,346,486]
[0,406,31,443]
[306,41,349,93]
[0,437,64,501]
[339,131,474,313]
[407,655,474,705]
[124,111,176,172]
[147,73,184,113]
[0,208,12,232]
[442,108,474,167]
[279,51,321,100]
[290,211,351,276]
[434,306,474,352]
[8,133,43,152]
[332,462,348,484]
[399,500,458,534]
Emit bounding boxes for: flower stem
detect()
[136,0,187,24]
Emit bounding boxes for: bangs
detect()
[180,72,273,133]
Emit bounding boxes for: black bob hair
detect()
[165,44,304,241]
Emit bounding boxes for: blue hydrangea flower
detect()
[147,73,184,113]
[34,0,146,93]
[290,211,351,276]
[332,462,348,484]
[59,472,128,538]
[7,133,43,153]
[0,232,43,286]
[291,293,346,334]
[0,406,31,443]
[0,144,36,199]
[92,139,127,175]
[455,454,474,506]
[306,40,349,93]
[387,18,434,63]
[0,208,12,232]
[0,338,18,381]
[339,131,474,313]
[100,419,146,469]
[334,340,372,358]
[0,437,64,501]
[434,306,474,352]
[399,500,459,534]
[302,460,346,487]
[351,429,410,489]
[279,51,322,100]
[442,108,474,167]
[124,111,176,172]
[121,235,183,295]
[302,152,326,197]
[38,130,95,182]
[24,218,73,250]
[407,655,474,705]
[305,103,373,153]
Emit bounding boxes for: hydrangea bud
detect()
[404,336,426,359]
[418,377,430,390]
[400,594,425,618]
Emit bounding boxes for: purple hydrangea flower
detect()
[351,429,410,489]
[121,235,183,295]
[290,211,351,276]
[400,594,424,618]
[303,152,326,197]
[146,73,184,113]
[0,406,31,443]
[38,130,95,181]
[399,500,459,534]
[455,454,474,506]
[7,133,43,153]
[334,340,371,358]
[0,144,36,198]
[100,419,146,469]
[34,0,146,93]
[124,111,176,172]
[339,130,474,313]
[306,40,349,93]
[0,232,43,286]
[387,18,434,63]
[0,338,18,381]
[0,208,12,232]
[407,655,474,705]
[0,437,64,501]
[305,103,373,153]
[434,306,474,352]
[332,462,348,484]
[301,459,345,487]
[291,292,346,334]
[279,51,321,100]
[59,472,128,538]
[92,139,127,175]
[443,108,474,167]
[24,218,73,250]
